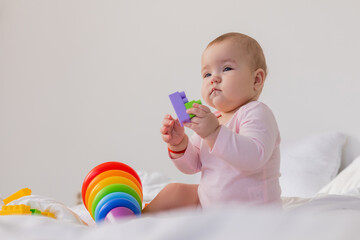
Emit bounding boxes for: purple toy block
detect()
[169,91,191,126]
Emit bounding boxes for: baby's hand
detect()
[184,103,220,139]
[160,114,185,146]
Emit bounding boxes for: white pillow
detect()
[137,170,173,203]
[280,132,346,198]
[318,156,360,196]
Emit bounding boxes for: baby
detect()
[143,32,281,213]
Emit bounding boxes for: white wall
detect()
[1,0,359,205]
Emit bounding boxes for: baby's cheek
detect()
[200,84,207,95]
[202,97,213,109]
[200,88,209,102]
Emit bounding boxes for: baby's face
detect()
[201,39,258,113]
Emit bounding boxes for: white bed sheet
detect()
[1,194,360,240]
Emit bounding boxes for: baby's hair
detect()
[207,32,268,77]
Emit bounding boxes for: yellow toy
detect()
[3,188,31,205]
[0,205,31,215]
[0,188,56,219]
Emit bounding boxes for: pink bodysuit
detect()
[171,101,281,208]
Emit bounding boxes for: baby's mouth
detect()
[211,88,221,94]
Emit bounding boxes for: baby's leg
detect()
[142,183,199,214]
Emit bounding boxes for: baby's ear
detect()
[253,68,265,91]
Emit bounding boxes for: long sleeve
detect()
[171,134,202,174]
[210,102,279,172]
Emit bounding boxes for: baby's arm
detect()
[161,114,202,173]
[210,105,279,171]
[171,135,202,174]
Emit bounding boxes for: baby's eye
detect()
[204,73,211,78]
[223,67,233,72]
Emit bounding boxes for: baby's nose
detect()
[211,75,221,84]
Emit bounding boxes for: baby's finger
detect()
[166,114,175,120]
[194,103,211,113]
[174,118,181,126]
[163,114,175,122]
[160,126,171,135]
[190,116,202,124]
[187,107,206,118]
[183,122,197,129]
[162,134,172,143]
[162,118,174,126]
